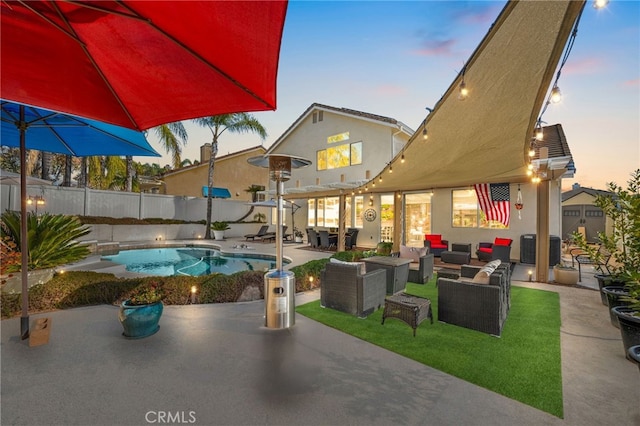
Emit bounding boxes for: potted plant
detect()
[118,280,165,339]
[612,270,640,359]
[293,228,304,243]
[211,221,230,240]
[553,263,579,286]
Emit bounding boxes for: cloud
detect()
[374,84,407,96]
[412,38,457,56]
[562,57,606,75]
[623,78,639,87]
[451,4,500,26]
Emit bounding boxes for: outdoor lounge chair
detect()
[261,226,288,242]
[570,245,611,281]
[476,238,513,263]
[320,260,386,318]
[244,225,269,241]
[424,234,449,257]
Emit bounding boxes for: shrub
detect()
[0,211,91,272]
[290,258,329,291]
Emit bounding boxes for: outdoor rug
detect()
[297,281,563,418]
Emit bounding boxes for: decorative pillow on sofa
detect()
[399,244,428,263]
[329,258,366,274]
[472,260,501,284]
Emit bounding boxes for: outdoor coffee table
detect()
[382,292,433,337]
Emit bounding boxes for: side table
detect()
[382,292,433,336]
[363,256,411,294]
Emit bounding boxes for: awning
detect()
[202,187,232,199]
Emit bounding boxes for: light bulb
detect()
[528,163,534,170]
[528,148,536,157]
[550,86,562,103]
[526,169,533,176]
[458,80,468,100]
[422,128,428,140]
[593,0,609,9]
[401,154,405,163]
[389,166,393,174]
[535,126,543,141]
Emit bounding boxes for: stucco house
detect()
[261,104,575,261]
[162,145,268,201]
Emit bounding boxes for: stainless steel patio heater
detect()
[247,154,311,329]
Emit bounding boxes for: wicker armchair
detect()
[437,263,511,336]
[320,261,386,318]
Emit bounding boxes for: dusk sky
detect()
[144,0,639,192]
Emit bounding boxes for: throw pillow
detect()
[472,270,491,284]
[400,244,421,263]
[329,258,366,274]
[485,259,502,269]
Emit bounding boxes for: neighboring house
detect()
[562,185,612,242]
[162,145,268,200]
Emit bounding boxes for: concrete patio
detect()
[1,238,639,425]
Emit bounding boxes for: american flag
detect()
[474,183,510,226]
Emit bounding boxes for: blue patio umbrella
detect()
[1,100,160,339]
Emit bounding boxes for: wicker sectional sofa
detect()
[437,262,511,336]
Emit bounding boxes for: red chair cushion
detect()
[478,247,493,254]
[425,234,442,244]
[425,234,447,249]
[494,237,512,246]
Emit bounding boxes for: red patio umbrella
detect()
[1,0,288,131]
[1,0,288,339]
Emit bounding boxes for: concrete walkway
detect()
[2,240,639,425]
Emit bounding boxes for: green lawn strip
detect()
[296,280,563,418]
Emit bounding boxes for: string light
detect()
[593,0,609,9]
[379,176,382,183]
[458,80,468,100]
[422,127,428,140]
[389,165,393,173]
[550,85,562,103]
[401,153,405,163]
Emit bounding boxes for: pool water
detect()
[102,247,285,277]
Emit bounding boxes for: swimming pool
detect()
[102,247,287,277]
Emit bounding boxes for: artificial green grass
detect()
[296,279,563,418]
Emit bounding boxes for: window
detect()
[350,142,362,165]
[316,150,327,171]
[452,189,507,229]
[354,196,364,228]
[327,144,350,169]
[316,198,325,226]
[307,199,315,227]
[404,193,431,247]
[380,194,394,242]
[327,132,349,144]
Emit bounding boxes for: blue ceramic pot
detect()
[118,300,163,339]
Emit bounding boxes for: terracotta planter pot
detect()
[553,266,579,285]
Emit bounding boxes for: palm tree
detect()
[193,114,267,239]
[151,122,188,169]
[235,184,266,222]
[123,122,189,191]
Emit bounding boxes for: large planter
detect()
[553,266,579,285]
[628,345,640,372]
[118,300,163,338]
[612,307,640,360]
[595,274,613,306]
[601,286,630,328]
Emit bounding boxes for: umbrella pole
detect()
[19,105,29,339]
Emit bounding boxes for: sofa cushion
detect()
[399,244,427,263]
[329,258,365,274]
[494,237,512,246]
[478,247,492,254]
